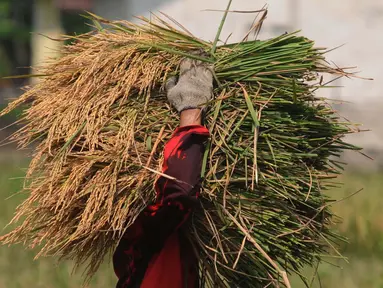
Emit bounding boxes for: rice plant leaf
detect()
[241,86,260,128]
[211,0,233,55]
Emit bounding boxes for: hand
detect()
[166,52,214,113]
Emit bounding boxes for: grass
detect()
[331,172,383,256]
[0,152,383,287]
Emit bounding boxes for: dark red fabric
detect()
[113,125,209,288]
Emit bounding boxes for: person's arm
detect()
[157,52,213,207]
[113,54,213,288]
[180,109,202,127]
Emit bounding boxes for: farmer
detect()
[113,55,214,288]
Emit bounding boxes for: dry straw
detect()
[0,9,361,288]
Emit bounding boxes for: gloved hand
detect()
[166,52,214,113]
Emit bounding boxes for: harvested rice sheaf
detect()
[0,12,362,287]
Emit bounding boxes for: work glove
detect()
[166,52,214,113]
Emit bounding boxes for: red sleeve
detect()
[113,125,209,288]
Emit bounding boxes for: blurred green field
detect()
[0,152,382,287]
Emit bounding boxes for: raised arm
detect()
[113,54,213,288]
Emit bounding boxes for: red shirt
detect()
[113,125,209,288]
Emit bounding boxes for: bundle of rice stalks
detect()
[0,9,362,287]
